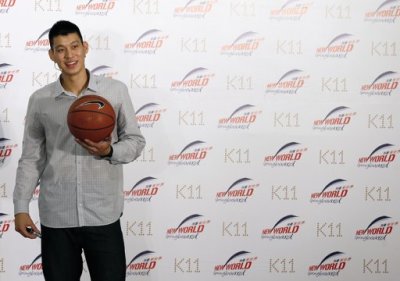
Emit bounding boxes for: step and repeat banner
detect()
[1,0,399,280]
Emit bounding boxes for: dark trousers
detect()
[41,219,126,281]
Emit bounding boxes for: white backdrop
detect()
[1,0,400,280]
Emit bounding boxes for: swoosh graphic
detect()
[370,71,396,85]
[29,254,42,269]
[276,69,302,84]
[327,33,353,47]
[272,215,298,230]
[176,214,202,229]
[230,31,258,46]
[91,65,111,74]
[181,67,207,82]
[280,0,300,11]
[318,251,344,268]
[228,104,254,119]
[225,178,252,193]
[224,251,250,266]
[320,179,346,194]
[274,142,300,158]
[183,0,197,9]
[365,216,391,231]
[130,176,157,192]
[376,0,399,12]
[136,103,159,115]
[368,143,394,158]
[178,140,205,155]
[0,63,11,68]
[323,106,349,121]
[135,29,161,44]
[35,29,50,42]
[126,250,155,267]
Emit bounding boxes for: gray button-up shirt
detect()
[13,73,145,228]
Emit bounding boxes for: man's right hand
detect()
[14,213,41,239]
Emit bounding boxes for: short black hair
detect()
[48,20,83,49]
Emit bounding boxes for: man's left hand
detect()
[76,136,112,157]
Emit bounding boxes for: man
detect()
[13,20,145,281]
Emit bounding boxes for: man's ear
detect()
[83,41,89,55]
[48,49,55,61]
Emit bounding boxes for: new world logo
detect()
[270,0,312,21]
[358,143,399,168]
[90,65,118,78]
[261,215,305,240]
[313,106,356,131]
[215,178,259,204]
[213,251,257,277]
[126,250,162,277]
[19,254,43,277]
[360,71,400,97]
[0,63,20,90]
[168,140,213,166]
[0,212,13,238]
[217,104,262,130]
[263,142,307,167]
[75,0,116,16]
[136,103,166,128]
[0,138,18,167]
[166,214,210,240]
[365,0,400,23]
[25,29,50,52]
[0,0,16,13]
[265,69,309,94]
[170,67,214,93]
[308,251,351,277]
[310,179,353,204]
[220,31,264,57]
[355,216,398,241]
[174,0,218,19]
[316,33,359,58]
[124,29,168,54]
[124,176,164,202]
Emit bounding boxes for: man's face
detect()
[49,32,88,76]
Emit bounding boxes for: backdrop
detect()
[0,0,399,280]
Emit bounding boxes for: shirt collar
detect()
[55,70,99,98]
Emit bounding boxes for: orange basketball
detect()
[67,95,115,142]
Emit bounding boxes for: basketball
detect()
[67,95,116,142]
